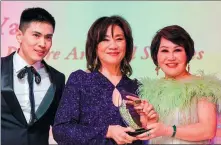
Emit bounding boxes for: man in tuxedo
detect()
[1,7,65,145]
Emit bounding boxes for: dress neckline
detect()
[94,70,127,88]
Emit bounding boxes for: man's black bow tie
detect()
[17,66,41,84]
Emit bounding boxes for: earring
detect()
[187,64,190,72]
[155,66,160,76]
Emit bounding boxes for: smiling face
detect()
[97,25,126,68]
[157,37,188,79]
[16,21,54,65]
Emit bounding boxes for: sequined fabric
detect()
[52,70,144,145]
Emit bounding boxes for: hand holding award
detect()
[118,90,154,136]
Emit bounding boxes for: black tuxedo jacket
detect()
[1,52,65,145]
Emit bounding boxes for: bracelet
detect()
[172,125,176,137]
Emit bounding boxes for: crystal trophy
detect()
[118,89,150,136]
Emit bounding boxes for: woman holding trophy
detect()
[137,25,221,144]
[52,15,158,145]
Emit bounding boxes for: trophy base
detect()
[127,128,151,137]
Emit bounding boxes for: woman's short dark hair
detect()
[150,25,195,66]
[86,15,134,76]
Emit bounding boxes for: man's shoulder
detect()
[1,56,7,64]
[1,54,14,71]
[1,55,7,60]
[1,54,12,62]
[45,64,64,77]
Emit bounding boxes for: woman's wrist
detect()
[165,126,174,137]
[106,125,112,138]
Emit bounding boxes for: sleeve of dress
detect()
[52,71,109,145]
[50,72,66,126]
[191,74,221,112]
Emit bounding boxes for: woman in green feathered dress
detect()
[135,25,221,144]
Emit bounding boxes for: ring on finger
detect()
[146,132,151,137]
[134,100,142,106]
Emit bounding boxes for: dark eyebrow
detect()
[32,31,42,35]
[45,34,53,37]
[159,45,181,49]
[104,34,124,39]
[32,31,53,37]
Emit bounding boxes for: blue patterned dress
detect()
[52,70,145,145]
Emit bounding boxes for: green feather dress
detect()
[138,74,221,144]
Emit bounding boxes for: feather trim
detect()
[138,73,221,120]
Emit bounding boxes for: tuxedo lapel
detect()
[1,52,27,126]
[35,84,55,122]
[33,60,57,123]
